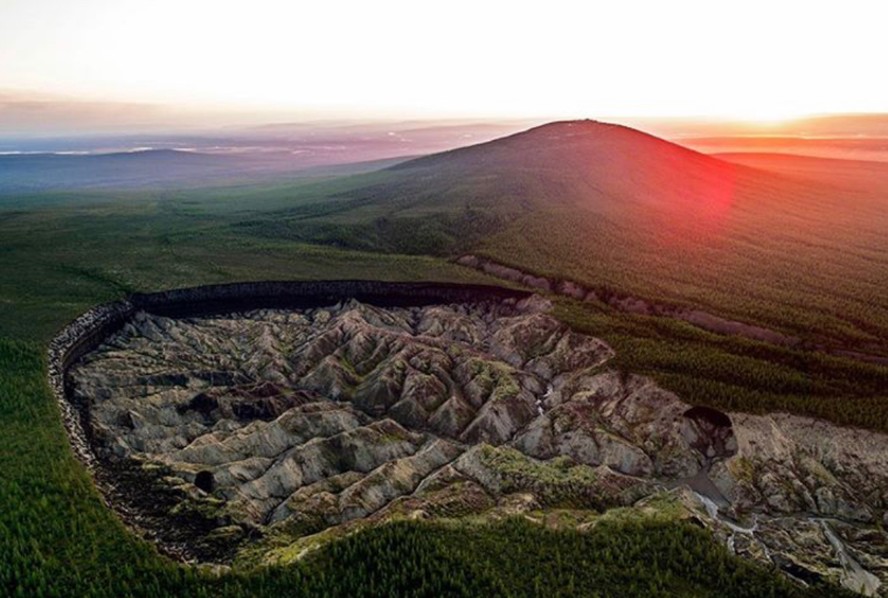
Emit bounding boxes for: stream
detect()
[693,492,882,596]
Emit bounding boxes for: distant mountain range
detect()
[0,149,255,192]
[0,121,537,192]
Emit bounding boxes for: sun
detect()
[730,107,802,127]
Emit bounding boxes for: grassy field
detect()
[0,184,494,342]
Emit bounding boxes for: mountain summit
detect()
[386,119,744,213]
[239,119,885,355]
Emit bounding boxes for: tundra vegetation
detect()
[0,121,884,595]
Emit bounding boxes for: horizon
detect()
[5,113,888,169]
[4,0,888,137]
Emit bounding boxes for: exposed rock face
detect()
[68,296,888,594]
[456,254,888,367]
[456,254,801,347]
[73,298,615,525]
[701,412,888,595]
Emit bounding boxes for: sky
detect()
[2,0,888,133]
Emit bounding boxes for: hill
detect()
[372,120,755,223]
[391,119,741,205]
[243,120,887,349]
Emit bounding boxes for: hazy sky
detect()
[2,0,887,131]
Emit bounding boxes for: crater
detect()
[64,289,744,562]
[47,283,888,593]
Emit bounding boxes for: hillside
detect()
[350,120,759,226]
[391,119,743,209]
[237,120,762,254]
[244,120,887,349]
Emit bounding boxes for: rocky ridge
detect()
[455,254,888,366]
[69,296,888,594]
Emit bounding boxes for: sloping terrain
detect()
[69,298,888,594]
[716,153,888,190]
[238,120,887,354]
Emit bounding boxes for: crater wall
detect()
[46,281,888,594]
[46,281,531,554]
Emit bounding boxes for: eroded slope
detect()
[70,297,888,595]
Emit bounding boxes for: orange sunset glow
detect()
[3,0,888,132]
